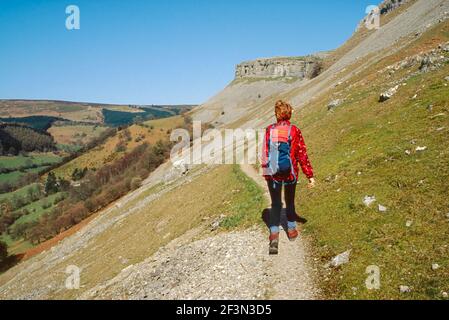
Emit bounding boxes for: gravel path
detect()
[239,164,319,300]
[81,165,319,300]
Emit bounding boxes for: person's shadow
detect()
[261,207,307,231]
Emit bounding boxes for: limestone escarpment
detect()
[235,56,323,80]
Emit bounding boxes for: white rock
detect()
[399,285,411,293]
[379,85,399,102]
[406,220,413,227]
[328,99,342,111]
[330,250,351,267]
[378,205,388,213]
[415,146,427,152]
[442,292,448,298]
[363,196,376,207]
[432,263,440,270]
[210,220,220,231]
[405,150,411,155]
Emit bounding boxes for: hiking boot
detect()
[269,232,279,255]
[287,228,299,242]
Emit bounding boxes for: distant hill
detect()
[0,99,195,126]
[0,115,62,131]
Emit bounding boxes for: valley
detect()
[0,100,194,263]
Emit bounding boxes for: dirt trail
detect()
[239,164,319,300]
[81,164,319,300]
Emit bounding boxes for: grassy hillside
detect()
[48,125,108,145]
[50,116,184,179]
[295,22,449,299]
[0,183,40,203]
[0,192,65,254]
[0,164,266,298]
[0,154,60,170]
[0,100,103,123]
[0,115,186,259]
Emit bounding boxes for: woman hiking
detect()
[262,100,315,255]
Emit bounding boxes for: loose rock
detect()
[432,263,440,271]
[415,146,427,152]
[329,250,351,267]
[399,285,411,293]
[379,85,399,102]
[328,99,342,111]
[363,196,376,207]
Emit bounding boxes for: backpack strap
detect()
[267,124,276,172]
[287,125,292,143]
[286,125,297,185]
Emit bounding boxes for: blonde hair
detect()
[275,100,293,121]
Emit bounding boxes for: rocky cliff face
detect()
[235,56,322,80]
[358,0,410,30]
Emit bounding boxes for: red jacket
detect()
[262,120,314,182]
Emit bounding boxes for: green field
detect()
[11,192,64,227]
[0,154,60,170]
[0,154,62,184]
[0,183,40,203]
[0,192,65,255]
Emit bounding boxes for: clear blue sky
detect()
[0,0,376,105]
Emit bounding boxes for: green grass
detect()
[0,154,61,184]
[0,167,50,184]
[0,171,27,184]
[0,183,40,203]
[221,165,267,229]
[56,144,82,153]
[0,233,33,256]
[11,192,64,227]
[0,154,60,170]
[0,192,64,256]
[294,38,449,299]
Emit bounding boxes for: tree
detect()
[58,177,71,192]
[0,240,7,263]
[71,167,87,181]
[45,172,59,195]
